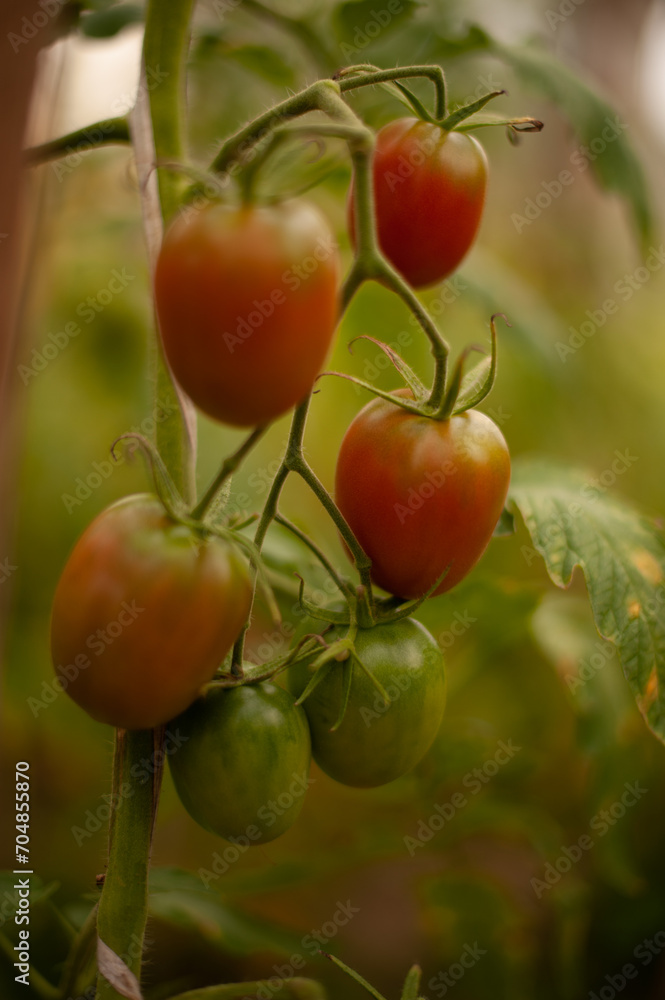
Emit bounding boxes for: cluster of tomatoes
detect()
[49,114,511,845]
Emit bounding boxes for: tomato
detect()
[288,618,445,788]
[348,118,487,288]
[50,494,251,730]
[335,394,510,599]
[154,199,340,427]
[168,682,311,843]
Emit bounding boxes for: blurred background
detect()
[2,0,665,997]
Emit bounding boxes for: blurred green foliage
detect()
[2,1,665,998]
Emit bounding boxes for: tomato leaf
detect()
[496,41,653,248]
[429,24,654,250]
[227,45,296,88]
[332,0,418,44]
[509,458,665,744]
[493,507,515,538]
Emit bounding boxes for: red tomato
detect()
[335,395,510,598]
[348,118,488,288]
[155,199,340,427]
[50,495,252,729]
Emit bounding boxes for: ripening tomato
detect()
[348,118,487,288]
[50,495,252,730]
[154,199,340,427]
[168,682,312,843]
[288,618,445,788]
[335,395,510,599]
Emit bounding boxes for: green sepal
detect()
[353,652,391,704]
[493,507,516,537]
[452,313,506,415]
[321,371,426,416]
[329,658,354,732]
[453,112,544,135]
[201,476,234,530]
[293,659,336,707]
[294,575,351,624]
[439,89,506,130]
[379,81,437,123]
[348,335,427,401]
[225,529,281,626]
[111,432,188,522]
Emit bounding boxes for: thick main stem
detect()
[94,1,196,996]
[95,730,163,999]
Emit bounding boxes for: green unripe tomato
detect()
[169,682,312,844]
[288,618,446,788]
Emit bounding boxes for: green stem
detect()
[211,76,372,180]
[240,121,369,203]
[231,462,290,670]
[143,0,196,223]
[95,730,163,999]
[342,133,449,405]
[133,0,197,508]
[25,118,130,165]
[232,395,374,669]
[283,399,373,592]
[191,425,268,522]
[337,64,447,119]
[342,144,382,311]
[275,513,351,597]
[93,2,196,997]
[377,268,449,411]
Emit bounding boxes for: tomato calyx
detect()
[112,431,279,636]
[378,77,543,141]
[324,313,507,423]
[112,432,188,522]
[290,622,393,733]
[282,563,450,730]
